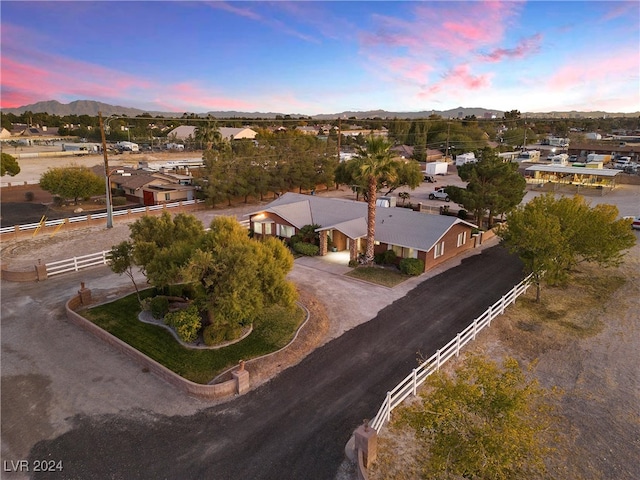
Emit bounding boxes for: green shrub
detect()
[203,323,243,346]
[293,242,319,256]
[399,258,425,276]
[113,188,126,197]
[348,260,359,268]
[150,296,169,319]
[24,191,34,202]
[52,196,63,207]
[289,234,302,246]
[458,209,468,219]
[112,196,127,206]
[375,250,397,265]
[203,324,226,345]
[165,305,201,343]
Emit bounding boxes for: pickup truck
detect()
[428,187,450,202]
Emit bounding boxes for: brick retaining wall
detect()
[65,292,243,399]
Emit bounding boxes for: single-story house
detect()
[167,126,258,142]
[247,192,478,272]
[94,166,196,205]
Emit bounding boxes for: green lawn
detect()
[345,265,412,287]
[83,292,305,384]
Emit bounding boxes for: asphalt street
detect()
[2,245,524,480]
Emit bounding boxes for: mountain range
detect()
[2,99,638,119]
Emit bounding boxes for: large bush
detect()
[165,305,201,343]
[202,323,243,346]
[399,258,424,276]
[293,242,319,256]
[150,296,169,319]
[375,250,397,265]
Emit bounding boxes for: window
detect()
[253,222,272,235]
[278,224,295,238]
[164,193,171,201]
[434,241,445,258]
[457,231,467,247]
[392,245,418,259]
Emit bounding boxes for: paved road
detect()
[2,245,523,479]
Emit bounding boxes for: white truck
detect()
[428,187,450,202]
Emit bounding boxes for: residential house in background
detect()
[93,166,196,206]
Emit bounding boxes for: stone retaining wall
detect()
[65,289,245,399]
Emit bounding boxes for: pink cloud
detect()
[205,1,318,43]
[418,64,492,101]
[547,48,639,91]
[361,1,523,58]
[601,2,639,22]
[482,34,542,62]
[0,26,257,112]
[170,83,254,111]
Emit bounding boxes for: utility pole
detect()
[445,121,451,160]
[337,118,341,161]
[99,112,113,229]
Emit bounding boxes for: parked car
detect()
[429,187,450,202]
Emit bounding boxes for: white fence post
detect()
[386,392,392,422]
[436,349,441,370]
[73,256,79,272]
[456,333,461,356]
[412,369,417,396]
[487,305,493,326]
[501,295,506,314]
[473,318,478,340]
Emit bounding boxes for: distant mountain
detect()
[313,107,503,120]
[2,100,638,119]
[1,100,154,117]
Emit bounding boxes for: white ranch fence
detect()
[46,251,112,277]
[369,273,534,433]
[0,200,202,236]
[43,218,250,278]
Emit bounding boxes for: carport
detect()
[525,165,621,192]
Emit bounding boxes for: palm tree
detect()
[356,136,397,265]
[195,121,222,151]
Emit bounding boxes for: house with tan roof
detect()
[167,126,257,143]
[248,192,477,272]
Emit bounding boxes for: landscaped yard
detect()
[82,291,305,384]
[345,265,412,287]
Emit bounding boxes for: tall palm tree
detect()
[195,121,222,151]
[356,136,397,265]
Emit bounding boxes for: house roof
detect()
[167,126,257,141]
[249,192,476,252]
[525,165,621,177]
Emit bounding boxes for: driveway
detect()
[1,244,524,479]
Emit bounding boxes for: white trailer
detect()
[116,141,139,152]
[425,162,448,175]
[455,152,477,166]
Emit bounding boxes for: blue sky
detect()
[2,1,639,114]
